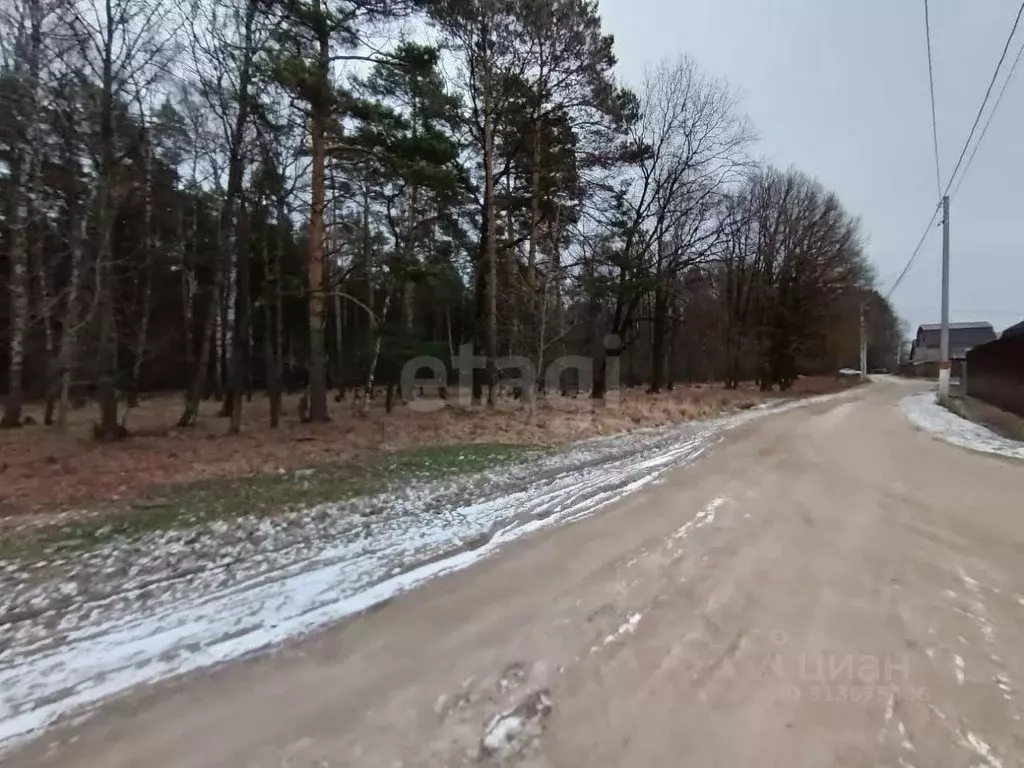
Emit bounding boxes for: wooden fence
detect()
[966,336,1024,417]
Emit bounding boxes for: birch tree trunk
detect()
[128,127,154,408]
[1,0,44,429]
[181,0,259,426]
[2,189,29,428]
[37,216,56,424]
[213,271,224,400]
[365,292,391,394]
[218,229,236,415]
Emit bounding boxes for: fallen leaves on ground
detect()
[0,377,854,519]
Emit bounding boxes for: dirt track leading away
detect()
[8,378,1024,767]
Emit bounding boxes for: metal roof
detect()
[1002,320,1024,338]
[914,322,997,351]
[917,321,994,331]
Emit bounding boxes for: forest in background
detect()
[0,0,903,440]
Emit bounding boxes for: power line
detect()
[924,0,942,198]
[951,34,1024,199]
[942,0,1024,197]
[889,1,1024,297]
[886,202,942,299]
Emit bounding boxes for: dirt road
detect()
[9,379,1024,767]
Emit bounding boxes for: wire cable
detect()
[942,0,1024,197]
[886,202,942,299]
[890,1,1024,297]
[924,0,943,198]
[951,34,1024,199]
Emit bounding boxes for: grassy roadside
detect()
[0,443,538,559]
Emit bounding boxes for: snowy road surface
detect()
[6,378,1024,768]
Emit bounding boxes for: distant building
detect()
[910,321,997,364]
[1000,320,1024,339]
[898,340,914,364]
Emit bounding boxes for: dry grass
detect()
[0,376,854,518]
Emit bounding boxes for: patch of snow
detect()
[700,496,728,525]
[898,720,915,751]
[961,731,1004,768]
[954,655,965,685]
[0,390,854,751]
[603,612,643,645]
[671,496,730,544]
[996,673,1013,703]
[480,689,552,760]
[617,612,643,636]
[957,567,996,645]
[901,393,1024,460]
[481,714,525,756]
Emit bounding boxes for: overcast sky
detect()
[599,0,1024,335]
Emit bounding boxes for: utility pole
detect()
[859,301,868,381]
[938,194,951,400]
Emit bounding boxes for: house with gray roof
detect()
[910,321,997,364]
[1000,320,1024,338]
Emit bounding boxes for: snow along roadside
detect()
[0,388,858,751]
[901,392,1024,461]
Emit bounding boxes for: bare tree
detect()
[714,166,871,389]
[434,0,528,406]
[591,55,753,397]
[126,97,154,409]
[0,0,55,427]
[0,0,898,438]
[178,0,265,432]
[61,0,176,439]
